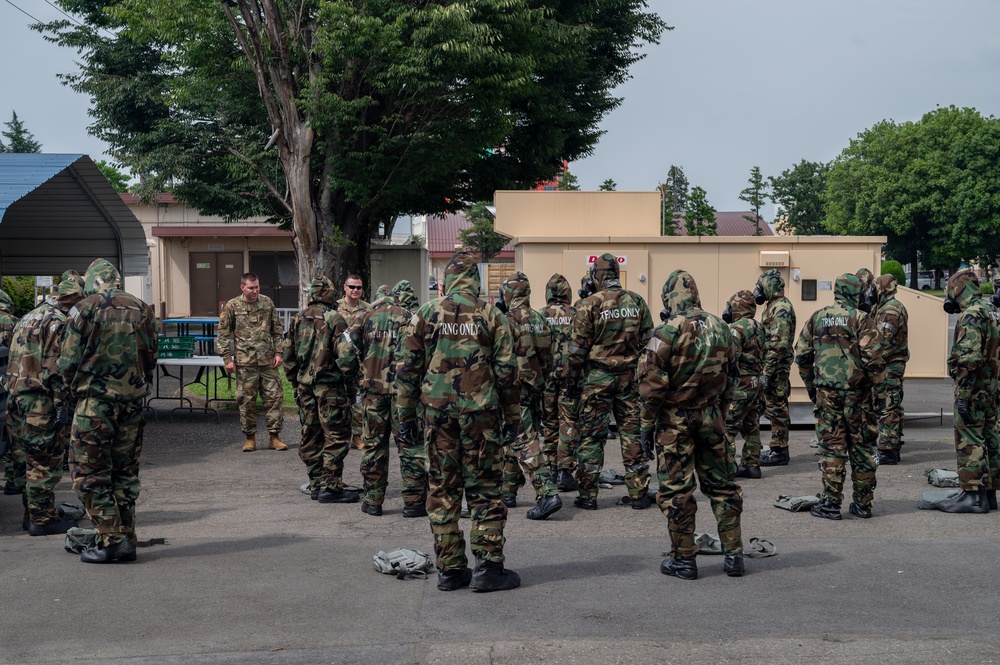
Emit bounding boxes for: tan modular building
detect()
[494,190,948,400]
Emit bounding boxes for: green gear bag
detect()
[372,548,434,580]
[924,468,960,488]
[64,527,98,554]
[773,494,820,512]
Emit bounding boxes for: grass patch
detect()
[186,368,298,406]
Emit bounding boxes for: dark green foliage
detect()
[658,165,687,236]
[1,112,42,153]
[1,276,39,316]
[739,166,768,236]
[458,202,508,264]
[684,186,717,237]
[880,260,906,285]
[769,159,829,235]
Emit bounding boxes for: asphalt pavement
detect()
[2,378,999,665]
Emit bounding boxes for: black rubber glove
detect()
[640,429,655,461]
[956,398,970,418]
[55,408,69,426]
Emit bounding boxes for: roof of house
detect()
[669,211,774,236]
[427,212,514,258]
[0,153,148,277]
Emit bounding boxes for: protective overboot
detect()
[27,517,78,537]
[501,494,517,509]
[268,433,288,451]
[573,495,597,510]
[849,502,872,519]
[735,465,762,479]
[526,494,562,520]
[661,555,698,580]
[877,449,900,465]
[360,501,383,516]
[437,567,472,591]
[630,493,653,510]
[471,556,521,592]
[548,464,558,484]
[935,488,989,514]
[317,487,360,503]
[3,479,20,495]
[402,503,428,518]
[988,490,998,511]
[242,433,256,452]
[723,553,745,577]
[759,448,789,466]
[809,498,843,520]
[556,468,578,492]
[80,539,137,564]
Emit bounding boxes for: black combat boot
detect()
[723,553,745,577]
[471,556,521,592]
[848,502,872,519]
[810,497,843,520]
[660,555,698,580]
[501,494,517,509]
[548,464,558,484]
[360,501,383,516]
[735,465,762,479]
[526,494,562,520]
[556,468,578,492]
[402,503,428,518]
[317,487,360,503]
[27,517,78,537]
[630,493,653,510]
[877,449,900,465]
[437,567,472,591]
[80,538,137,564]
[988,490,998,511]
[935,488,989,514]
[573,495,597,510]
[759,448,789,466]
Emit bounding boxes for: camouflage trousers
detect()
[71,396,145,547]
[726,378,764,468]
[815,388,876,509]
[953,391,1000,491]
[236,365,283,435]
[424,406,507,571]
[877,363,906,451]
[576,369,649,501]
[296,382,352,491]
[360,391,427,507]
[763,368,791,449]
[8,394,70,525]
[3,419,25,494]
[503,388,558,500]
[542,381,581,470]
[655,404,743,558]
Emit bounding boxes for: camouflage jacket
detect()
[539,274,576,382]
[946,270,1000,400]
[638,270,738,429]
[337,298,371,327]
[0,289,19,349]
[283,276,352,388]
[3,300,70,403]
[218,293,284,367]
[342,290,410,395]
[757,270,796,377]
[58,259,158,401]
[395,251,520,422]
[727,290,764,390]
[794,273,884,393]
[873,275,909,367]
[501,272,551,392]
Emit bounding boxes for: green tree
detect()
[880,259,906,285]
[684,186,717,237]
[38,1,668,298]
[769,159,829,235]
[1,276,39,316]
[458,202,508,264]
[557,169,581,191]
[658,165,688,236]
[1,111,42,153]
[599,178,617,191]
[95,160,131,193]
[739,165,768,236]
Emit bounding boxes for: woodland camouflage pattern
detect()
[795,273,885,509]
[638,270,742,557]
[59,259,158,547]
[725,290,765,468]
[0,288,17,348]
[539,274,580,471]
[568,253,654,502]
[395,251,519,571]
[854,268,880,454]
[946,270,1000,491]
[757,269,796,450]
[874,275,909,451]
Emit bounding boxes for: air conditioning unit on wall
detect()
[759,251,789,268]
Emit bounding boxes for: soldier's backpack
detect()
[372,548,434,580]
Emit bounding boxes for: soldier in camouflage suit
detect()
[794,273,885,520]
[936,269,1000,513]
[3,271,84,535]
[498,272,561,520]
[854,267,880,461]
[723,290,766,479]
[873,275,909,465]
[539,274,580,491]
[396,251,522,592]
[638,270,744,581]
[283,275,358,503]
[1,288,21,496]
[339,279,427,517]
[338,274,372,451]
[567,253,654,510]
[218,272,287,452]
[753,269,797,466]
[59,259,158,563]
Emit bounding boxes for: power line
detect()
[3,0,43,24]
[42,0,85,28]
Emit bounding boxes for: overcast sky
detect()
[3,1,1000,216]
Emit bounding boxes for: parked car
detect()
[903,271,940,291]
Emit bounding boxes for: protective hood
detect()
[756,269,785,301]
[56,269,85,308]
[945,269,981,312]
[443,251,481,298]
[590,253,621,290]
[578,273,596,300]
[84,258,122,295]
[392,279,417,310]
[0,289,12,312]
[855,267,876,313]
[307,275,338,306]
[661,269,701,319]
[833,273,862,308]
[372,283,393,306]
[874,274,898,305]
[545,274,571,306]
[501,271,531,309]
[725,289,757,323]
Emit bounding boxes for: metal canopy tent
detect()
[0,153,147,278]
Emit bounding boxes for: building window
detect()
[250,251,299,308]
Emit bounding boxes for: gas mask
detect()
[495,285,508,314]
[722,303,733,324]
[578,277,596,300]
[659,308,670,322]
[858,286,877,313]
[752,284,766,305]
[943,296,960,314]
[992,291,1000,309]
